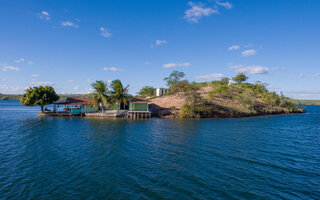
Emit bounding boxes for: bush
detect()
[168,80,195,95]
[262,92,280,106]
[179,104,198,118]
[214,85,230,96]
[233,90,261,112]
[179,103,213,118]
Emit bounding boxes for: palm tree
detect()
[89,80,109,112]
[110,79,129,112]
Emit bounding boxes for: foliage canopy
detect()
[20,86,59,112]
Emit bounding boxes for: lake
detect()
[0,100,319,199]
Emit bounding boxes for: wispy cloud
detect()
[285,90,320,99]
[241,49,257,57]
[61,21,79,28]
[231,65,271,75]
[27,61,34,65]
[195,73,224,81]
[2,66,20,72]
[103,67,123,72]
[228,45,240,50]
[298,73,305,77]
[156,40,167,46]
[38,11,50,21]
[30,81,54,86]
[184,2,219,23]
[67,80,75,83]
[31,74,40,77]
[73,85,80,90]
[163,62,191,68]
[216,0,233,9]
[313,73,320,77]
[15,58,24,63]
[100,27,112,38]
[144,62,150,65]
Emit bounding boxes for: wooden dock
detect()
[127,111,151,119]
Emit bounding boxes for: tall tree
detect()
[137,86,156,98]
[163,71,185,88]
[20,86,59,112]
[232,73,248,84]
[110,80,129,112]
[89,80,109,112]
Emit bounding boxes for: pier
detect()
[127,111,151,119]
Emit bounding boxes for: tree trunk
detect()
[41,105,44,113]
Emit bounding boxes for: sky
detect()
[0,0,320,99]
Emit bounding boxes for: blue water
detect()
[0,101,319,199]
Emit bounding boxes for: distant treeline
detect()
[0,93,91,101]
[292,100,320,105]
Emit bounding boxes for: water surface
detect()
[0,101,319,199]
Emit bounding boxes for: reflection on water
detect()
[0,101,319,199]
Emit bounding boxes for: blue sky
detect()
[0,0,320,99]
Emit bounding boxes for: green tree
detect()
[110,79,129,112]
[20,86,59,112]
[163,71,185,88]
[220,77,230,85]
[232,73,248,84]
[89,80,109,112]
[137,86,156,98]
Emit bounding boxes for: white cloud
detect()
[2,66,20,72]
[163,62,191,68]
[31,74,40,77]
[61,21,79,28]
[184,2,219,23]
[144,62,150,65]
[195,73,224,81]
[298,73,305,77]
[38,11,50,21]
[313,73,320,77]
[30,81,54,86]
[15,58,24,63]
[241,49,257,57]
[216,0,233,9]
[231,65,271,75]
[285,90,320,99]
[67,80,75,83]
[73,86,80,90]
[156,40,167,46]
[100,27,112,38]
[103,67,123,72]
[228,45,240,50]
[27,61,34,65]
[0,84,9,90]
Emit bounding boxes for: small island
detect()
[17,71,305,119]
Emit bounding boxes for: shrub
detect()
[262,92,280,106]
[233,90,260,112]
[208,91,214,100]
[214,85,230,96]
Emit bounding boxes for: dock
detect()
[127,111,151,119]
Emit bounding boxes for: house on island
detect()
[112,97,151,118]
[48,97,150,118]
[52,97,96,116]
